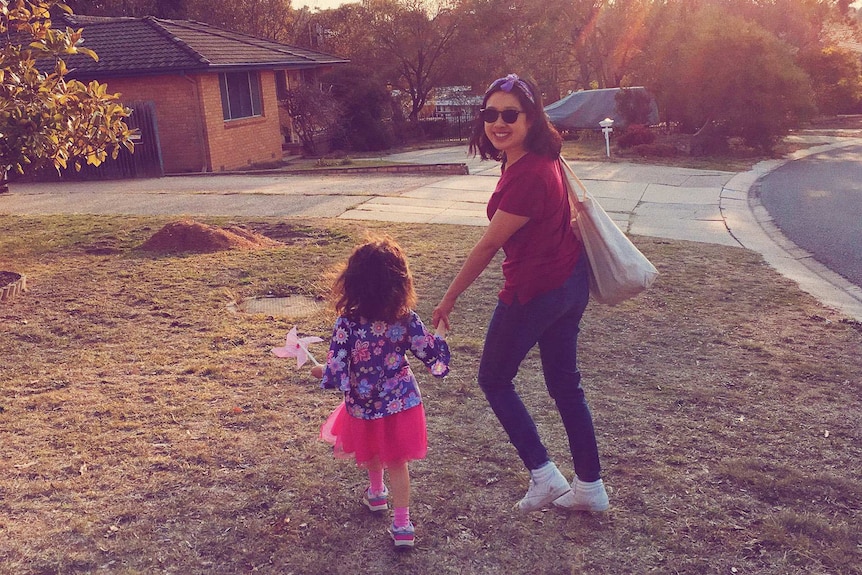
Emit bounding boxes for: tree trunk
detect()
[0,167,9,194]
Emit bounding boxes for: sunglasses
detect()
[480,108,523,124]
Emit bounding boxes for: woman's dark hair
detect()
[332,236,417,323]
[468,74,562,165]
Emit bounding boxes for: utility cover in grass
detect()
[228,295,323,318]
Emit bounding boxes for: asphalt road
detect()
[758,143,862,289]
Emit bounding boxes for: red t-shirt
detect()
[487,152,582,305]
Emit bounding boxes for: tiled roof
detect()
[55,14,348,77]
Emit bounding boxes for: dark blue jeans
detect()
[477,255,601,482]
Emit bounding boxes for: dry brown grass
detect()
[1,215,860,575]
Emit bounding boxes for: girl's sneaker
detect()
[363,486,389,512]
[389,521,415,549]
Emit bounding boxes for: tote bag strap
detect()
[559,156,589,202]
[558,157,586,243]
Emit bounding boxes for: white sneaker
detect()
[553,477,609,512]
[516,462,572,512]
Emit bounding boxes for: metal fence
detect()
[419,113,474,142]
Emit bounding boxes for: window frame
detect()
[219,71,263,121]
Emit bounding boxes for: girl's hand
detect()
[310,365,324,379]
[432,299,454,333]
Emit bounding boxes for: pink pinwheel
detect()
[272,326,323,368]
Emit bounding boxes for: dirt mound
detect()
[138,219,282,254]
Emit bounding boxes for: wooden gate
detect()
[57,100,164,180]
[120,100,164,178]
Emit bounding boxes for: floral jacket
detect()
[320,311,450,420]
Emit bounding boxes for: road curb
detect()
[722,139,862,321]
[169,163,470,178]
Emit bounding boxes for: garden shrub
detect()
[418,118,448,139]
[617,124,656,149]
[616,88,655,126]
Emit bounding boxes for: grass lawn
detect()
[0,215,860,574]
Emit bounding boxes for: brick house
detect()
[57,14,348,174]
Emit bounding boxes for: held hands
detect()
[432,297,456,335]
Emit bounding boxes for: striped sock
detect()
[393,506,410,529]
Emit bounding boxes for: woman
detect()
[432,74,608,513]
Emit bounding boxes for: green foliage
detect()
[615,87,654,126]
[632,5,816,153]
[67,0,187,18]
[617,124,655,149]
[69,0,296,41]
[27,0,849,161]
[279,83,342,156]
[797,45,862,116]
[62,0,848,129]
[322,65,395,153]
[0,0,135,184]
[417,117,445,138]
[368,0,459,121]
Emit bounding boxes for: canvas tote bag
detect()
[559,157,658,305]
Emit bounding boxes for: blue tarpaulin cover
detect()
[544,87,659,130]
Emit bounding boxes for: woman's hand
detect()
[310,364,323,379]
[433,209,527,334]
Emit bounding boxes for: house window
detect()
[219,71,262,120]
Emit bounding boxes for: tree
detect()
[296,3,367,56]
[451,0,603,100]
[183,0,295,42]
[632,4,815,152]
[1,0,135,191]
[589,0,652,89]
[627,1,699,131]
[67,0,188,18]
[322,65,396,152]
[367,0,459,122]
[798,45,862,116]
[615,87,654,126]
[279,83,341,156]
[70,0,296,41]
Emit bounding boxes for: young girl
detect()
[311,236,450,549]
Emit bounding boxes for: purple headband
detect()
[486,74,535,104]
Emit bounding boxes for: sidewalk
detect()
[352,142,862,322]
[2,142,861,321]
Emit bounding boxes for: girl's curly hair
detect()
[332,236,417,323]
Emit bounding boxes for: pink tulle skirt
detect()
[319,401,427,468]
